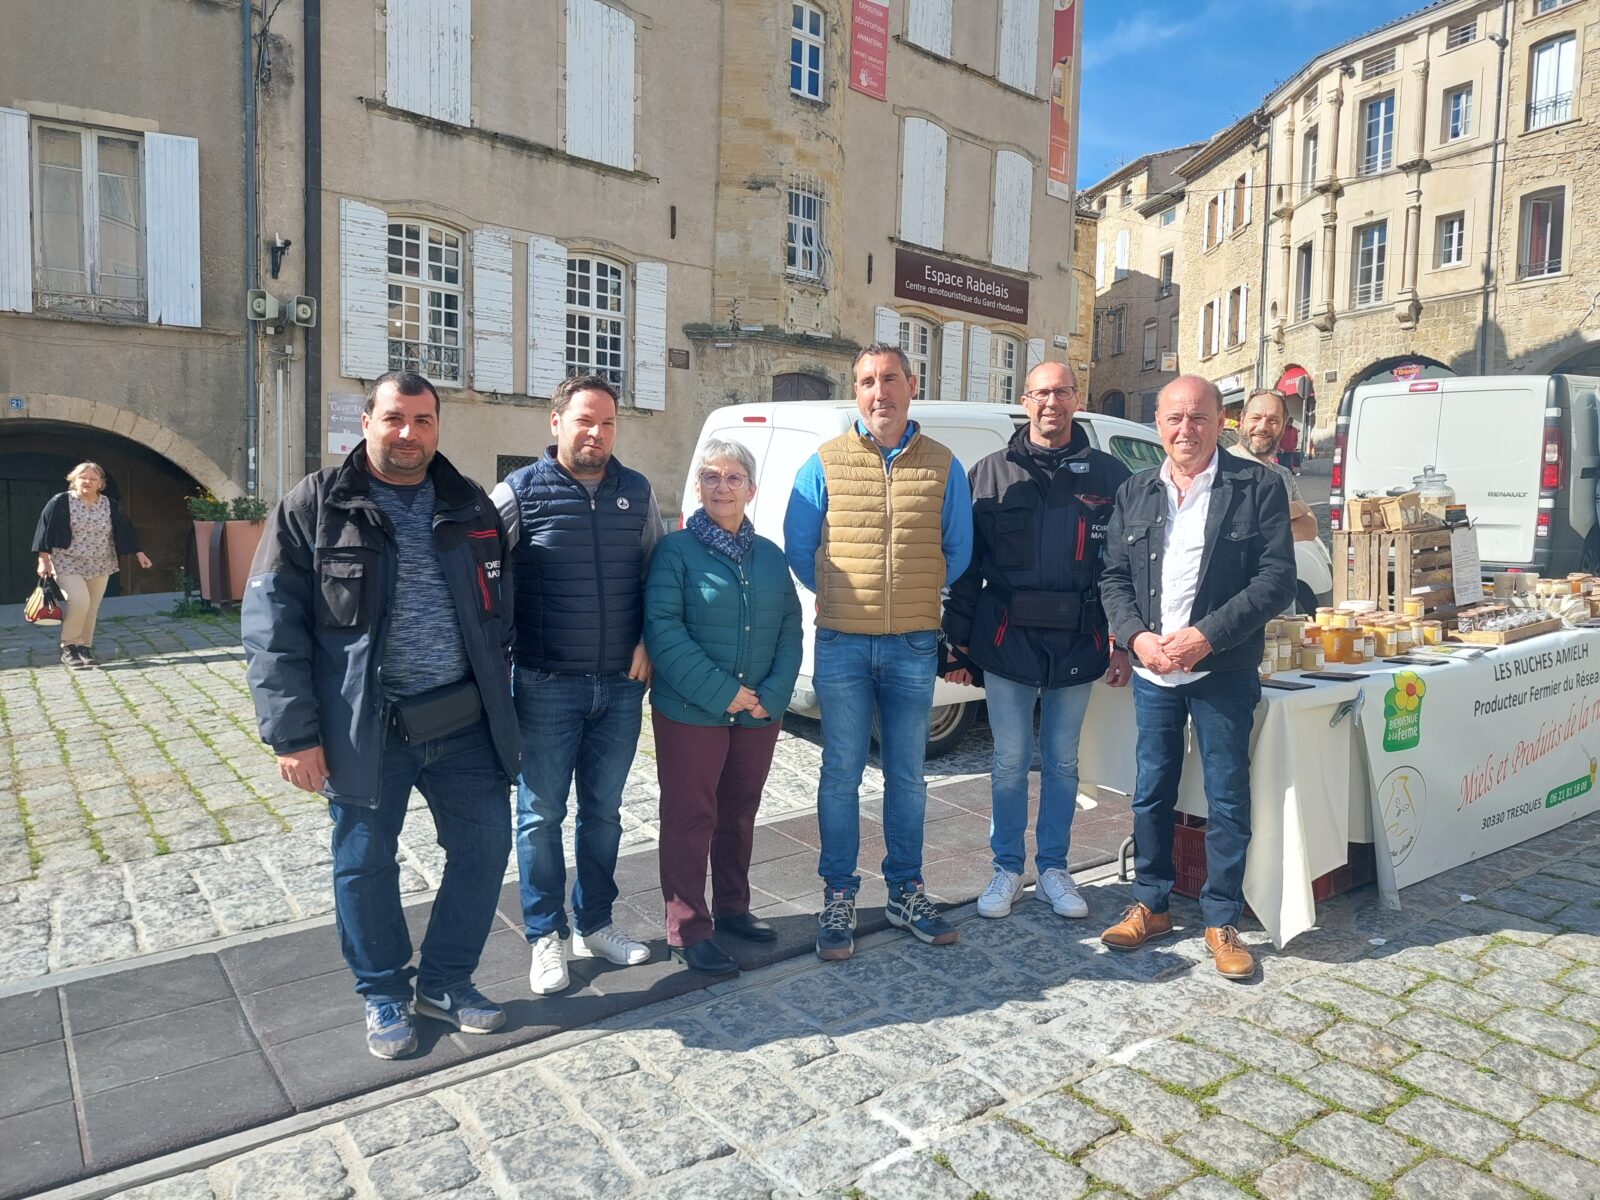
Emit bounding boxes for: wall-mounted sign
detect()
[848,0,889,100]
[327,393,364,457]
[668,348,690,369]
[1047,1,1079,201]
[893,247,1029,323]
[7,397,22,411]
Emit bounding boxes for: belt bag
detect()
[1007,589,1089,630]
[390,678,482,743]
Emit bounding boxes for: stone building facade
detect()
[1170,0,1600,445]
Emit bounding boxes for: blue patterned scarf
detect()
[688,507,756,563]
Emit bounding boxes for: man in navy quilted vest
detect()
[491,374,663,996]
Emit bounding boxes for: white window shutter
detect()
[899,118,947,250]
[991,150,1032,272]
[388,0,472,125]
[527,235,566,399]
[966,324,991,403]
[1243,168,1253,226]
[633,261,667,411]
[1239,283,1249,342]
[1114,230,1129,278]
[567,0,635,169]
[1222,189,1233,237]
[1026,337,1045,376]
[144,133,201,327]
[939,320,964,402]
[1212,295,1222,353]
[471,227,513,393]
[997,0,1037,93]
[874,305,899,345]
[0,108,31,313]
[906,0,953,56]
[339,198,389,378]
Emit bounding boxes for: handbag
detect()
[24,577,65,626]
[389,678,482,743]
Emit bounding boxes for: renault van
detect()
[682,400,1334,756]
[1329,374,1599,573]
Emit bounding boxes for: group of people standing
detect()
[241,341,1294,1061]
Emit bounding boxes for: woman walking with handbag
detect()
[32,462,151,668]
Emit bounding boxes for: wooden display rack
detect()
[1333,527,1455,615]
[1450,616,1564,645]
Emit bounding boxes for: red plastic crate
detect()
[1171,816,1376,905]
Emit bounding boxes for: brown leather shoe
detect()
[1100,903,1173,950]
[1205,925,1256,979]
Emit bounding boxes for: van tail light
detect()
[1330,461,1342,492]
[1537,511,1552,538]
[1329,416,1349,531]
[1329,504,1343,529]
[1542,428,1563,493]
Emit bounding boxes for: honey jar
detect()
[1421,620,1443,645]
[1314,607,1335,627]
[1401,598,1424,619]
[1320,626,1343,663]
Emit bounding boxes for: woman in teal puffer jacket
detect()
[645,438,802,976]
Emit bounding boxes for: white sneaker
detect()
[572,925,650,966]
[977,867,1024,919]
[528,931,570,994]
[1037,867,1089,918]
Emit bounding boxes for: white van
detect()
[1331,374,1600,573]
[681,400,1333,756]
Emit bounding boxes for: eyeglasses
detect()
[698,471,750,490]
[1023,386,1080,404]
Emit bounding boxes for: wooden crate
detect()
[1333,527,1455,614]
[1450,616,1564,645]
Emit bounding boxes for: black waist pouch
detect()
[1007,590,1087,629]
[390,678,482,743]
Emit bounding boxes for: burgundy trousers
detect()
[653,712,783,947]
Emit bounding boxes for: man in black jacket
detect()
[243,371,518,1058]
[1098,375,1295,980]
[945,361,1131,923]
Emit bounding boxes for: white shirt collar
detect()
[1158,448,1220,492]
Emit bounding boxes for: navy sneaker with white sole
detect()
[885,880,958,945]
[414,983,505,1034]
[364,999,418,1059]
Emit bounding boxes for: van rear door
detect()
[1433,382,1544,566]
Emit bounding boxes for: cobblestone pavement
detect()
[93,812,1600,1199]
[0,612,993,986]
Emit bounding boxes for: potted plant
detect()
[185,491,231,602]
[223,495,271,600]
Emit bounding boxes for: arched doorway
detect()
[1100,390,1126,418]
[772,373,831,404]
[1,421,202,599]
[1545,340,1600,377]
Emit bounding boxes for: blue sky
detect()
[1077,0,1420,188]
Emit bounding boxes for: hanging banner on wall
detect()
[1046,0,1078,200]
[1360,630,1600,891]
[326,393,364,457]
[849,0,889,100]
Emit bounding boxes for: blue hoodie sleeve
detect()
[941,456,973,584]
[783,453,827,592]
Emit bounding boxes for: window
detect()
[1529,34,1576,129]
[1100,390,1126,418]
[1113,230,1130,281]
[1158,206,1176,227]
[1302,89,1320,117]
[1294,242,1314,321]
[387,221,463,384]
[1110,434,1165,472]
[565,254,626,390]
[1109,308,1125,356]
[905,0,953,57]
[1444,84,1472,141]
[1535,0,1577,12]
[1158,252,1174,298]
[987,334,1021,403]
[1300,128,1319,197]
[1519,188,1565,278]
[566,0,636,169]
[1361,94,1395,174]
[790,3,825,100]
[1199,299,1217,357]
[786,187,823,280]
[1169,314,1179,355]
[33,124,145,316]
[1446,19,1476,49]
[1363,48,1396,78]
[1142,319,1158,370]
[1139,392,1158,423]
[1120,183,1133,207]
[898,316,936,398]
[1231,174,1248,230]
[1353,221,1387,307]
[1226,285,1246,347]
[1436,212,1466,267]
[1092,311,1102,360]
[1204,194,1222,248]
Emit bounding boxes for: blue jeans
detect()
[329,717,512,1001]
[1130,669,1261,928]
[984,673,1094,876]
[813,629,937,893]
[514,667,645,939]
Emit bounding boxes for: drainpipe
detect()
[302,0,323,478]
[242,0,258,495]
[1478,0,1511,375]
[1254,110,1272,390]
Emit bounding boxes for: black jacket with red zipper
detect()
[241,443,518,808]
[943,422,1131,690]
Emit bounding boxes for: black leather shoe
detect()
[672,939,740,976]
[715,912,776,942]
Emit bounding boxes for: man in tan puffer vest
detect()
[784,343,972,961]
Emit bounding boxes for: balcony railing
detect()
[1295,294,1312,323]
[1528,93,1572,129]
[1157,282,1173,299]
[1519,255,1563,279]
[1353,279,1385,308]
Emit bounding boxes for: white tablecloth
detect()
[1077,673,1368,948]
